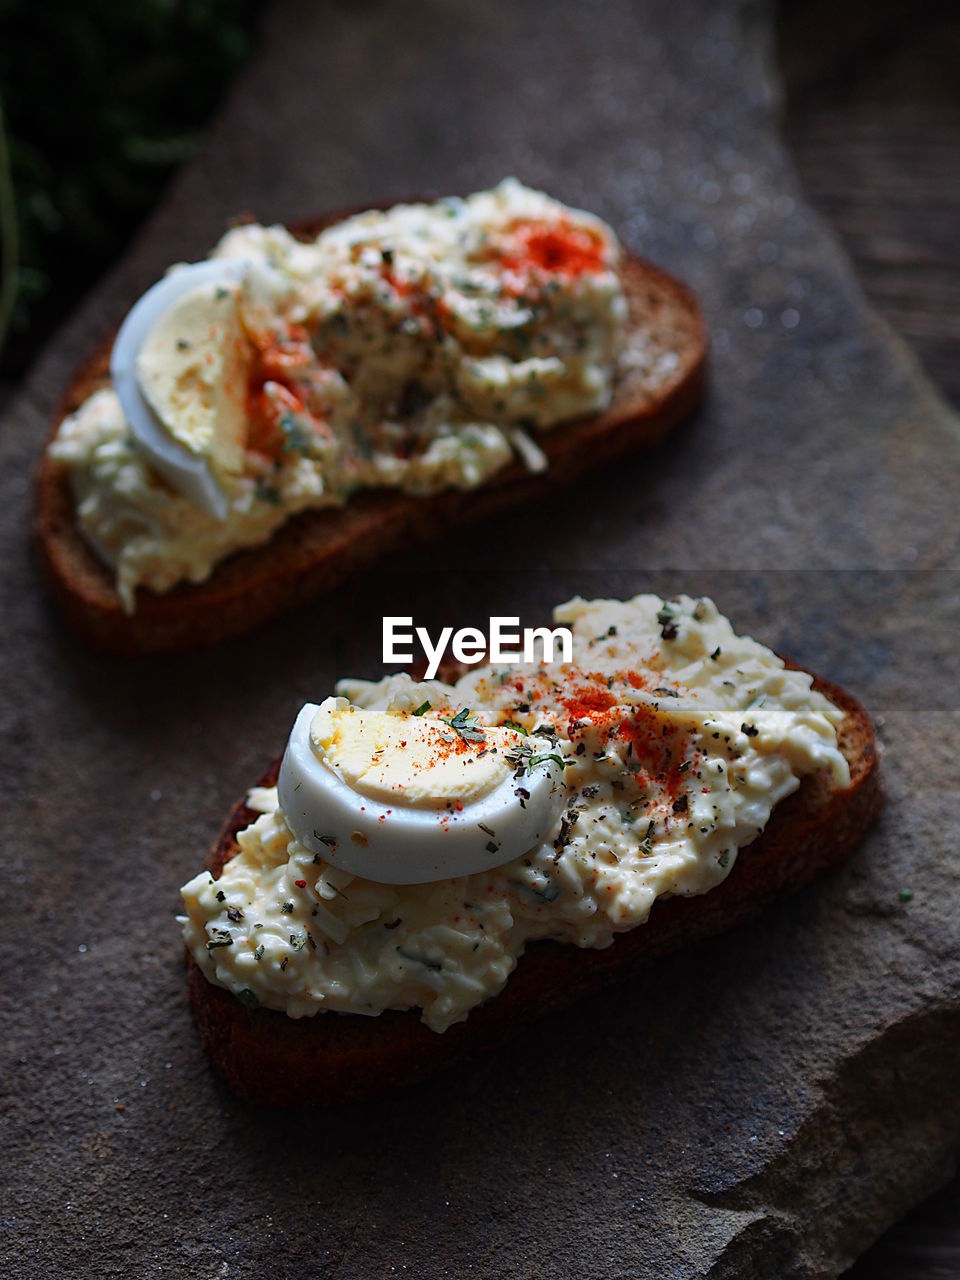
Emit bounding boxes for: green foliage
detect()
[0,0,259,366]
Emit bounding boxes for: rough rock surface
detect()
[2,1,959,1276]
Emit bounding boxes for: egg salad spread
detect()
[179,595,850,1033]
[48,180,627,611]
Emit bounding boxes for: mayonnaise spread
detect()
[49,181,627,610]
[179,595,850,1032]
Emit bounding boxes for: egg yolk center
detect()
[310,702,523,809]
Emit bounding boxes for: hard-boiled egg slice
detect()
[110,258,250,520]
[277,698,567,884]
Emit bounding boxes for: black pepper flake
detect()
[485,841,499,855]
[741,723,759,737]
[672,794,689,814]
[711,647,722,660]
[656,604,679,641]
[553,806,581,856]
[215,891,225,902]
[383,918,402,930]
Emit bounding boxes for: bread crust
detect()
[33,221,707,654]
[185,672,881,1106]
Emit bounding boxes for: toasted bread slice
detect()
[34,226,706,655]
[186,671,881,1107]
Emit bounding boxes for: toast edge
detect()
[184,673,882,1106]
[32,252,707,654]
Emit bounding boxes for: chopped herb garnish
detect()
[656,603,679,641]
[441,707,486,743]
[396,947,442,971]
[279,413,312,455]
[505,738,568,778]
[530,752,566,771]
[508,877,560,904]
[280,901,294,914]
[412,700,431,716]
[553,806,582,854]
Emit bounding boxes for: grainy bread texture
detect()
[34,228,707,654]
[186,672,881,1107]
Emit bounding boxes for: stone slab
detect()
[1,1,959,1276]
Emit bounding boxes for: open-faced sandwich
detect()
[35,181,705,653]
[179,593,881,1105]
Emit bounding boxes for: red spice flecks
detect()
[560,676,616,725]
[294,879,307,888]
[500,218,608,281]
[245,323,326,460]
[247,380,304,457]
[622,670,649,691]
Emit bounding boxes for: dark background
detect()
[1,1,958,1274]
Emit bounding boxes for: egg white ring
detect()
[277,703,568,885]
[110,258,250,521]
